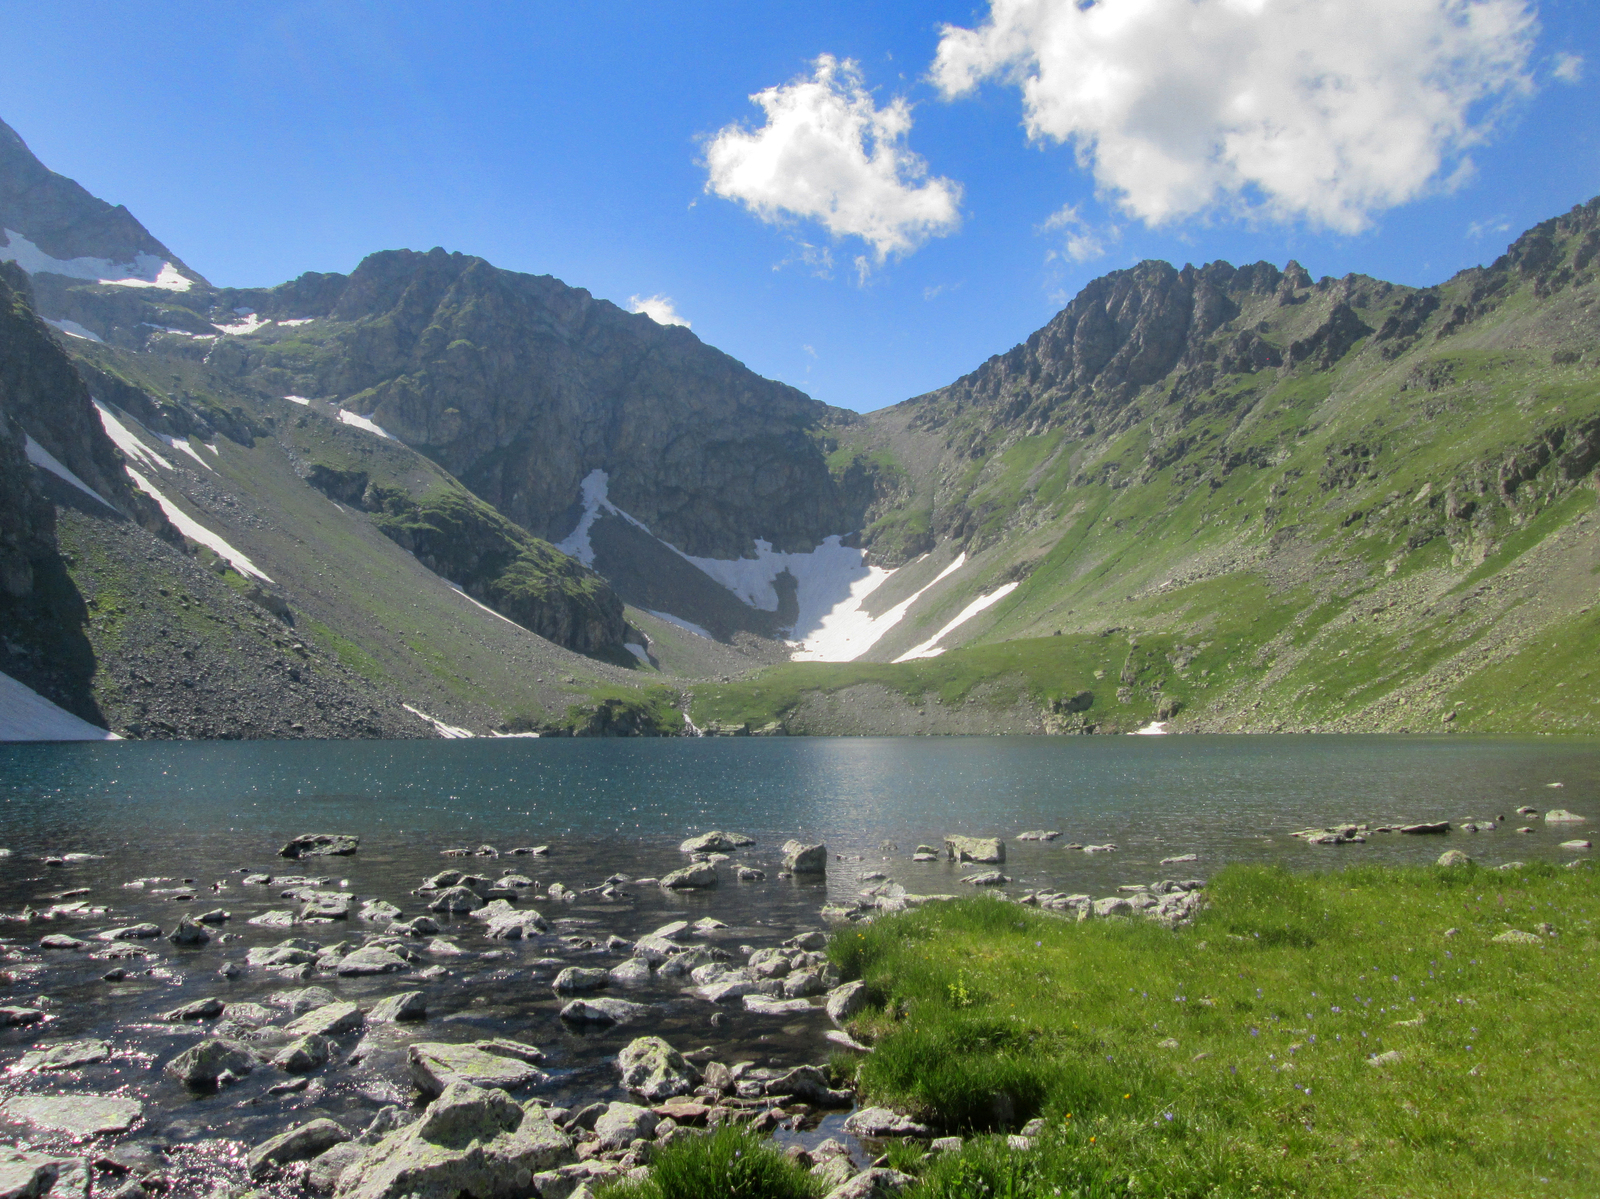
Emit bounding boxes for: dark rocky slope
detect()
[206,248,881,558]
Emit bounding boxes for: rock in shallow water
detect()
[559,998,651,1026]
[165,1038,255,1089]
[273,1034,331,1073]
[944,836,1005,864]
[553,967,609,994]
[782,840,828,875]
[336,947,411,976]
[408,1040,548,1097]
[658,863,718,890]
[0,1095,141,1136]
[249,1117,350,1179]
[368,991,427,1023]
[280,833,360,859]
[678,831,754,854]
[334,1079,572,1199]
[843,1107,930,1137]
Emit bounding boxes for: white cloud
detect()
[704,54,963,265]
[1039,203,1115,262]
[1466,215,1511,239]
[628,294,690,327]
[1553,52,1584,84]
[933,0,1538,234]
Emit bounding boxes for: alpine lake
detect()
[0,733,1594,1194]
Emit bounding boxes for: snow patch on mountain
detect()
[894,581,1019,662]
[24,434,114,509]
[125,467,272,581]
[94,401,172,473]
[213,313,270,335]
[793,552,967,663]
[45,318,101,342]
[558,468,968,661]
[0,228,191,291]
[0,670,119,741]
[337,410,392,439]
[645,609,714,640]
[403,704,473,738]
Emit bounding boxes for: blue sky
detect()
[4,2,1596,412]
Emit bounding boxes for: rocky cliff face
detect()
[0,118,198,275]
[211,249,879,558]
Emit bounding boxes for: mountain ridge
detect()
[1,108,1596,739]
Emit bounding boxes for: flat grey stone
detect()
[15,1039,111,1072]
[1,1095,141,1136]
[408,1041,548,1097]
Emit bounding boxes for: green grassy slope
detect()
[694,201,1600,735]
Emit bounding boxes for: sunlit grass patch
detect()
[597,1126,820,1199]
[828,863,1600,1198]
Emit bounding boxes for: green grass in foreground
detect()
[820,863,1599,1199]
[597,1126,820,1199]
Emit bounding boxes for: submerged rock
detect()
[960,870,1008,886]
[16,1039,111,1072]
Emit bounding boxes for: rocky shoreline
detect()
[0,825,1228,1199]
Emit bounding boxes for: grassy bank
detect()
[819,862,1598,1198]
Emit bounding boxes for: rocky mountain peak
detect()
[0,117,202,285]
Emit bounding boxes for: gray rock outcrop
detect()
[616,1036,699,1101]
[333,1080,572,1199]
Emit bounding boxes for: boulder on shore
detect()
[843,1107,930,1137]
[617,1036,700,1101]
[332,1080,572,1199]
[1437,850,1472,867]
[944,837,1005,864]
[280,833,360,859]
